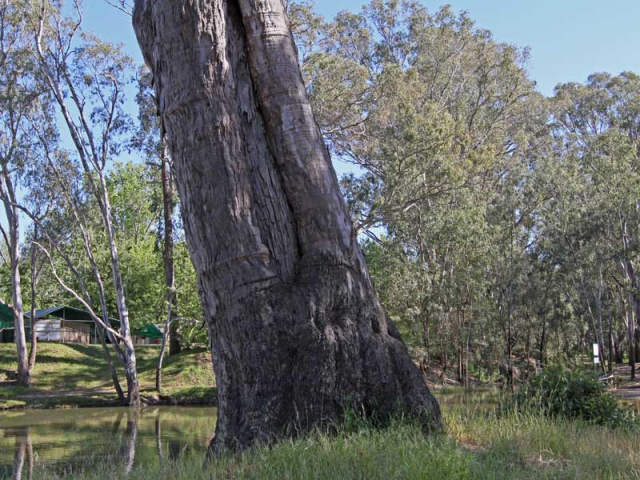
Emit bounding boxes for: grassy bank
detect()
[31,392,640,480]
[2,346,639,478]
[0,343,216,409]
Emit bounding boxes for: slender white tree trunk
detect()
[28,241,38,372]
[155,298,174,393]
[10,236,29,386]
[33,8,140,405]
[96,172,141,406]
[1,173,29,386]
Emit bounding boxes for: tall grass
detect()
[34,398,640,480]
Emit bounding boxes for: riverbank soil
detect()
[0,344,216,409]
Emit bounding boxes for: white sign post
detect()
[593,343,600,365]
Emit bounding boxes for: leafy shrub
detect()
[504,365,637,429]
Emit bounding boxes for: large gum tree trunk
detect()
[133,0,441,452]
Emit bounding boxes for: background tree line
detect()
[0,0,203,397]
[290,0,640,384]
[1,0,639,395]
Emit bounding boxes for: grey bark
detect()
[0,168,29,386]
[28,246,38,372]
[122,412,138,477]
[11,434,26,480]
[134,0,441,453]
[619,215,637,379]
[155,411,164,461]
[11,427,31,480]
[96,171,141,406]
[156,299,177,393]
[9,226,28,387]
[28,227,45,371]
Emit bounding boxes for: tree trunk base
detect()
[210,265,441,453]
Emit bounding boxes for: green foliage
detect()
[293,0,556,377]
[292,0,640,378]
[505,366,638,429]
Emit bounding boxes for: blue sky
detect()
[314,0,640,95]
[88,0,640,97]
[5,1,638,242]
[83,0,640,180]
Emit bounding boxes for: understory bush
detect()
[504,365,637,429]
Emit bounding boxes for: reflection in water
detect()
[123,411,139,477]
[112,410,125,435]
[9,427,33,480]
[4,396,636,477]
[168,439,184,462]
[0,407,217,478]
[155,412,164,462]
[11,427,31,480]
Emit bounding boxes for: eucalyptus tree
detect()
[301,1,540,234]
[288,1,640,380]
[295,0,550,379]
[547,72,640,377]
[134,0,441,452]
[0,0,50,385]
[31,1,142,404]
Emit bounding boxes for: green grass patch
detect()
[446,392,640,479]
[0,343,215,408]
[2,346,639,478]
[161,386,218,405]
[0,398,26,410]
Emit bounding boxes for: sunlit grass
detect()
[0,343,215,408]
[2,347,639,479]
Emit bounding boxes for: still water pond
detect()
[0,406,217,478]
[2,394,638,478]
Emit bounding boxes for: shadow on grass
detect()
[0,344,217,408]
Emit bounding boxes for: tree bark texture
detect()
[134,0,441,452]
[11,431,26,480]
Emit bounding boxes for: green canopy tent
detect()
[133,323,163,340]
[0,302,14,330]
